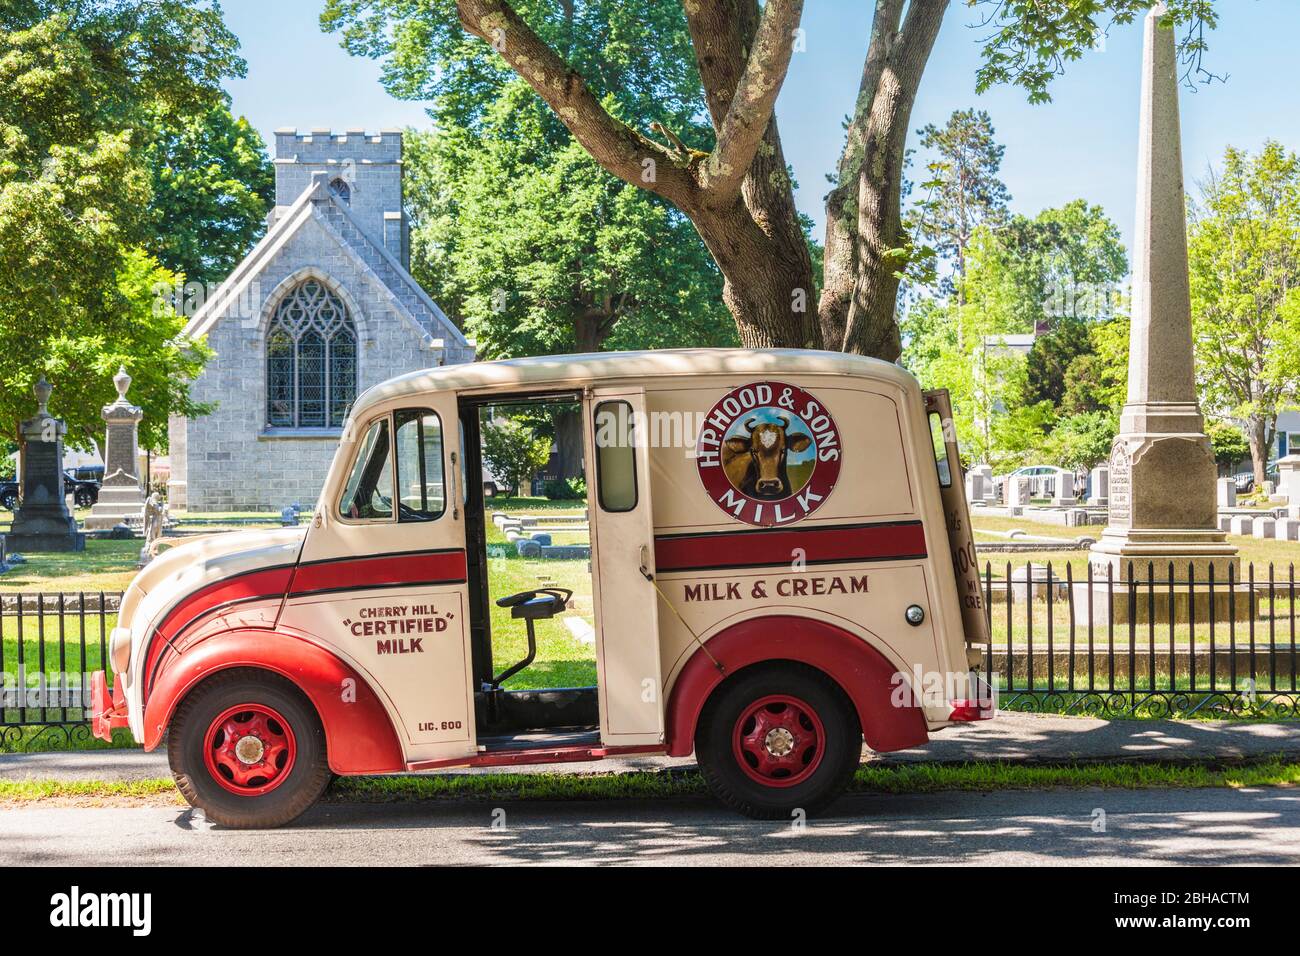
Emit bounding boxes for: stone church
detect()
[168,128,473,512]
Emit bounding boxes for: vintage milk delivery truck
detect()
[91,349,993,827]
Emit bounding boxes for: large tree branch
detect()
[819,0,905,348]
[455,0,699,208]
[682,0,751,131]
[839,0,947,358]
[820,0,946,354]
[697,0,804,200]
[836,0,905,193]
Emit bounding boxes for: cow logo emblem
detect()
[696,382,841,526]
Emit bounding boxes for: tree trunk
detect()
[574,309,610,353]
[693,194,818,348]
[819,0,948,360]
[553,406,584,480]
[682,0,820,350]
[1249,415,1269,485]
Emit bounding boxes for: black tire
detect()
[1,492,16,512]
[167,669,330,829]
[74,489,95,507]
[695,662,861,820]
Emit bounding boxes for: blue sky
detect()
[222,0,1300,258]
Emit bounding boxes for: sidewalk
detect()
[3,713,1300,783]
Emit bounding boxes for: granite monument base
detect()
[1088,528,1240,583]
[6,527,85,552]
[84,485,146,529]
[1071,580,1254,626]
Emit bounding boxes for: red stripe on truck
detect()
[289,549,468,596]
[143,565,296,696]
[653,521,926,573]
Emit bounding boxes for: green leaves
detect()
[970,0,1221,102]
[902,197,1128,469]
[1189,141,1300,475]
[0,2,247,446]
[406,78,735,360]
[143,105,273,287]
[481,418,553,498]
[322,0,709,143]
[911,108,1011,292]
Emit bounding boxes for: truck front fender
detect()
[141,629,405,774]
[664,615,928,757]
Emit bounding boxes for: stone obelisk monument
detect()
[1089,3,1238,583]
[85,366,147,530]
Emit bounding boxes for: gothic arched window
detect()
[329,177,351,204]
[266,280,357,429]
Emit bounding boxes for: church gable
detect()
[169,128,473,513]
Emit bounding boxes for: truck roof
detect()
[351,347,918,418]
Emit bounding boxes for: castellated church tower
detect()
[167,129,473,512]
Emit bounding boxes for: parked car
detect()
[1234,465,1279,495]
[65,470,100,507]
[0,471,101,511]
[994,464,1073,499]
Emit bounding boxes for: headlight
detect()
[110,626,132,675]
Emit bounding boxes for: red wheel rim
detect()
[202,703,297,796]
[731,694,825,788]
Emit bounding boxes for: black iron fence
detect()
[0,592,122,748]
[982,561,1300,718]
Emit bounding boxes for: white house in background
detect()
[1274,411,1300,461]
[168,128,474,512]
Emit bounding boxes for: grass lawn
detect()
[0,507,93,534]
[0,540,139,593]
[169,510,284,520]
[972,513,1300,577]
[480,496,594,689]
[5,757,1300,805]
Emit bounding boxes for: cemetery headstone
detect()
[1253,517,1277,540]
[1275,519,1300,542]
[138,492,166,566]
[7,377,85,552]
[1217,477,1236,509]
[1087,465,1110,506]
[1010,476,1032,508]
[85,366,147,530]
[1051,480,1076,507]
[1276,455,1300,503]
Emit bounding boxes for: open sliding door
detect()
[584,387,664,746]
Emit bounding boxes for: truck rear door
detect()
[923,389,990,656]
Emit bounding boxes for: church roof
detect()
[182,177,470,355]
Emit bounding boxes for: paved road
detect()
[6,713,1300,782]
[4,786,1299,865]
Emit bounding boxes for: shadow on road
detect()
[4,783,1300,866]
